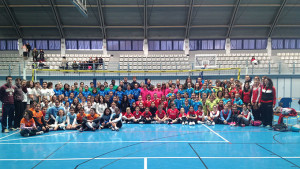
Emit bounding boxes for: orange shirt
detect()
[29,108,34,112]
[76,113,86,122]
[86,114,99,121]
[33,110,44,124]
[20,118,35,129]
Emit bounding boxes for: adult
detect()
[122,77,130,91]
[22,44,28,58]
[14,78,24,129]
[26,43,32,56]
[32,48,39,62]
[39,49,45,62]
[259,77,276,127]
[130,76,140,89]
[0,76,16,132]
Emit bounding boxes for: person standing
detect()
[14,78,24,130]
[32,48,39,62]
[259,77,276,127]
[0,76,16,133]
[22,44,28,58]
[39,49,45,62]
[26,43,31,56]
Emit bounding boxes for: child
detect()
[33,103,49,132]
[220,104,232,124]
[233,93,243,112]
[229,104,240,126]
[178,108,188,125]
[154,105,167,123]
[187,106,197,125]
[141,107,152,124]
[133,107,143,123]
[217,100,224,111]
[196,105,206,124]
[76,107,86,130]
[144,95,152,108]
[50,109,66,131]
[80,108,100,131]
[84,101,93,114]
[222,93,231,105]
[237,104,252,127]
[138,102,145,112]
[149,101,157,119]
[109,107,122,131]
[161,95,168,111]
[20,110,44,137]
[207,105,219,126]
[241,82,252,105]
[99,108,112,129]
[66,107,77,130]
[123,107,135,123]
[182,99,190,114]
[166,104,179,124]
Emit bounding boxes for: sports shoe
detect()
[199,121,204,124]
[182,122,185,125]
[189,122,192,126]
[92,128,96,131]
[266,125,271,128]
[139,121,144,124]
[79,127,84,132]
[185,121,188,125]
[127,121,132,124]
[241,124,245,127]
[10,128,17,131]
[115,127,119,131]
[192,122,195,126]
[4,129,9,133]
[36,131,44,135]
[111,127,115,131]
[23,133,30,137]
[212,122,215,126]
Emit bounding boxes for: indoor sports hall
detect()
[0,0,300,169]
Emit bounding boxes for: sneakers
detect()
[2,129,9,133]
[241,124,245,127]
[111,127,115,131]
[167,121,172,125]
[266,125,271,128]
[182,122,185,125]
[10,128,17,131]
[212,122,215,126]
[139,121,144,124]
[36,131,44,135]
[185,121,188,125]
[79,127,84,132]
[23,133,30,137]
[115,127,119,131]
[92,128,96,131]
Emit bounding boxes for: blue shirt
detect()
[82,91,91,98]
[194,90,200,96]
[132,88,141,100]
[70,91,79,98]
[67,112,76,124]
[199,89,210,97]
[186,88,194,98]
[174,99,183,110]
[56,115,66,124]
[220,109,232,121]
[116,91,124,100]
[45,106,64,120]
[91,92,98,98]
[53,89,63,96]
[98,90,105,97]
[233,98,244,111]
[63,90,71,97]
[105,89,115,96]
[129,98,135,106]
[183,104,190,114]
[223,98,231,105]
[193,101,203,111]
[124,90,133,96]
[68,98,74,104]
[177,89,186,96]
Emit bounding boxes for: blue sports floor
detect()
[0,124,299,169]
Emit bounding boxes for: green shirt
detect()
[205,99,217,112]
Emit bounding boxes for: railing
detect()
[1,60,300,78]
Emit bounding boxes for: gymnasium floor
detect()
[0,124,299,169]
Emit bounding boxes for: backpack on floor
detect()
[291,124,300,132]
[251,120,262,126]
[272,123,288,132]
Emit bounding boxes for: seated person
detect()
[154,105,167,124]
[20,110,44,137]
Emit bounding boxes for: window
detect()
[66,40,103,50]
[231,39,267,50]
[23,39,61,50]
[148,40,184,51]
[0,40,18,50]
[272,39,300,49]
[190,39,225,50]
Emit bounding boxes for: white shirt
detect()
[40,88,53,101]
[96,103,107,115]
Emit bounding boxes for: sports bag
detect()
[251,120,262,126]
[272,123,288,132]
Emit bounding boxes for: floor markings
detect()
[202,124,230,143]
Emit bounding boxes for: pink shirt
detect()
[148,90,155,100]
[154,89,163,98]
[140,88,149,101]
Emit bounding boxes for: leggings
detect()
[237,117,250,126]
[20,129,38,137]
[260,102,273,126]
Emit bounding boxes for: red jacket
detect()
[0,84,15,104]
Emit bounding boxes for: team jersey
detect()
[167,108,179,120]
[20,118,35,129]
[161,101,168,109]
[144,100,152,108]
[133,111,142,119]
[33,110,44,124]
[187,111,197,117]
[142,111,152,118]
[155,110,166,119]
[154,98,161,107]
[86,113,99,121]
[76,113,86,124]
[123,113,134,118]
[178,113,187,118]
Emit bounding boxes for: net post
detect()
[40,78,43,85]
[237,68,241,80]
[32,69,35,82]
[8,63,11,76]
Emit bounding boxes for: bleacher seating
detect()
[0,53,22,71]
[277,52,300,68]
[119,54,190,70]
[26,54,110,70]
[217,53,278,69]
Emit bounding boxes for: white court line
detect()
[0,140,227,144]
[0,157,300,161]
[0,131,77,142]
[144,158,147,169]
[202,124,230,142]
[0,131,19,140]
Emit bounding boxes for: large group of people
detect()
[0,75,277,137]
[62,57,104,70]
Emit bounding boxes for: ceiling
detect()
[0,0,300,39]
